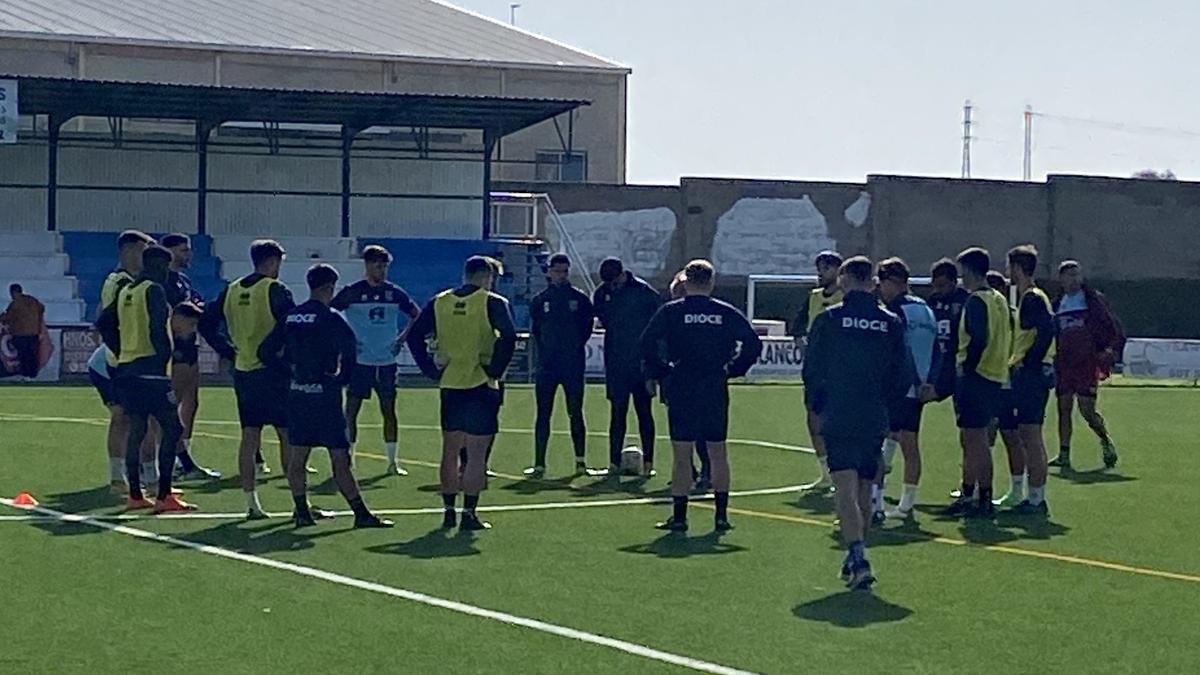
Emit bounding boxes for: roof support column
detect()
[196,120,216,235]
[46,114,69,232]
[341,125,361,239]
[482,129,497,240]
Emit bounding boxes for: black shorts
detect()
[347,364,398,401]
[89,368,119,407]
[440,384,501,436]
[233,368,289,429]
[1011,364,1054,427]
[954,373,1003,429]
[114,377,177,418]
[824,435,883,480]
[889,397,925,434]
[666,380,729,443]
[287,382,350,450]
[606,366,653,402]
[172,336,199,366]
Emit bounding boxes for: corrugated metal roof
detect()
[0,0,628,72]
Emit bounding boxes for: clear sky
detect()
[452,0,1200,185]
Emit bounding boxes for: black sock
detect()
[978,486,993,505]
[292,494,309,514]
[176,449,197,472]
[464,494,479,514]
[961,482,975,499]
[672,495,688,522]
[1059,445,1070,456]
[442,493,457,511]
[347,496,369,518]
[715,492,729,521]
[255,449,265,464]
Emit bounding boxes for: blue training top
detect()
[331,280,419,367]
[889,294,940,398]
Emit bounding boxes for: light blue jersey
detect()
[890,294,939,398]
[332,280,419,366]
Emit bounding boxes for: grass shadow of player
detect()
[183,519,343,555]
[499,475,580,496]
[1053,468,1137,486]
[618,531,747,559]
[787,491,837,517]
[956,518,1021,546]
[364,527,482,560]
[993,513,1072,541]
[41,485,121,513]
[865,520,944,549]
[181,474,244,495]
[793,591,913,628]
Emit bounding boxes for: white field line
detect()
[0,413,814,454]
[0,484,806,523]
[0,497,757,675]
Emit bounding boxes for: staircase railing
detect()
[489,192,597,297]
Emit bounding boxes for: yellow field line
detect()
[4,413,1199,586]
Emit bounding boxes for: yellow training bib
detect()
[223,276,280,372]
[958,288,1013,384]
[116,280,171,370]
[1010,286,1057,367]
[807,286,844,330]
[433,288,498,390]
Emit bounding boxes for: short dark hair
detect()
[599,257,624,283]
[986,270,1008,293]
[683,259,715,286]
[117,230,153,250]
[464,255,499,279]
[161,233,190,249]
[877,257,910,283]
[9,283,22,295]
[1007,244,1039,277]
[548,253,571,268]
[250,240,286,267]
[815,250,844,268]
[1058,260,1081,274]
[930,257,958,282]
[362,245,392,264]
[956,247,991,278]
[306,263,339,290]
[173,301,203,319]
[839,256,874,283]
[142,245,173,269]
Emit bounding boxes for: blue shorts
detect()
[287,382,350,450]
[998,364,1055,429]
[824,435,883,480]
[955,373,1002,429]
[889,397,925,434]
[665,378,729,442]
[440,385,501,436]
[348,364,397,401]
[89,367,118,407]
[234,369,289,429]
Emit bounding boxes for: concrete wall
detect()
[0,37,628,184]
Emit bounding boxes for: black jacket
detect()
[592,274,661,374]
[640,295,763,384]
[530,282,594,369]
[801,291,909,439]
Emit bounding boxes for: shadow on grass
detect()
[364,527,482,559]
[183,519,346,555]
[793,591,913,628]
[1053,468,1137,485]
[618,531,747,558]
[788,491,837,517]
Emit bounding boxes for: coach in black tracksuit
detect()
[528,253,595,475]
[802,257,909,587]
[593,257,662,475]
[641,260,762,532]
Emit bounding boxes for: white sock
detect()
[109,457,125,482]
[870,484,883,513]
[385,442,398,464]
[1028,485,1045,505]
[141,461,158,482]
[882,438,900,468]
[817,456,829,479]
[1010,474,1026,498]
[899,484,919,511]
[245,490,262,512]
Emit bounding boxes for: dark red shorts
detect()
[1055,362,1099,398]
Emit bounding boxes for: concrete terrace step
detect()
[0,277,78,300]
[0,231,63,254]
[0,254,71,278]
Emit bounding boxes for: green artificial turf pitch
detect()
[1,383,1197,673]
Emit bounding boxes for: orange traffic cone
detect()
[12,492,39,508]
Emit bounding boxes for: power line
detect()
[1032,111,1200,140]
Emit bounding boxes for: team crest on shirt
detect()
[543,301,551,313]
[386,291,394,302]
[569,300,579,312]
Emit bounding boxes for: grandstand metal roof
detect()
[0,0,628,73]
[11,76,588,135]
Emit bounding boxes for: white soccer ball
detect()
[620,446,644,475]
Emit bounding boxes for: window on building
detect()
[535,150,587,183]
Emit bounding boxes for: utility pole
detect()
[961,99,973,178]
[510,3,521,25]
[1023,105,1034,181]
